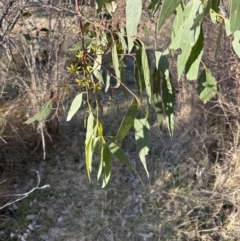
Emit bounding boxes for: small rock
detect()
[26,215,36,220]
[28,224,34,231]
[57,216,63,223]
[61,209,69,215]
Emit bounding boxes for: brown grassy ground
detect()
[1,2,240,241]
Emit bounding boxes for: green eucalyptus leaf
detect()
[126,0,142,52]
[230,0,240,32]
[162,70,174,137]
[112,42,121,86]
[134,111,150,178]
[102,144,111,188]
[116,98,139,144]
[232,30,240,58]
[197,68,217,103]
[24,100,52,124]
[157,0,182,32]
[66,93,83,121]
[186,26,204,80]
[109,142,131,169]
[85,113,97,180]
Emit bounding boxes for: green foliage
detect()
[115,99,139,145]
[126,0,142,52]
[66,93,84,121]
[197,68,217,103]
[230,0,240,32]
[134,111,150,178]
[157,0,182,32]
[24,100,52,124]
[23,0,240,186]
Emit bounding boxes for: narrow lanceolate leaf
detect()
[135,47,151,99]
[97,137,103,180]
[148,0,162,16]
[112,42,121,87]
[191,0,211,30]
[141,46,151,101]
[162,70,174,137]
[134,111,150,178]
[109,142,131,169]
[176,0,202,80]
[116,98,139,144]
[126,0,142,52]
[155,51,169,73]
[102,144,111,188]
[197,68,217,103]
[232,30,240,58]
[157,0,182,32]
[24,100,52,124]
[66,93,83,121]
[230,0,240,33]
[186,27,204,80]
[171,5,184,47]
[135,49,145,94]
[85,113,97,180]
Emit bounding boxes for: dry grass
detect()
[1,2,240,241]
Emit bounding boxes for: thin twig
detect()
[0,170,50,210]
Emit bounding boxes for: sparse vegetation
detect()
[1,0,240,240]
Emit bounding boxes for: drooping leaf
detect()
[135,46,151,99]
[116,98,139,144]
[102,144,111,188]
[134,111,150,178]
[135,49,145,94]
[157,0,182,32]
[118,29,128,54]
[232,30,240,58]
[66,93,83,121]
[197,68,217,103]
[176,0,202,79]
[112,42,121,87]
[186,26,204,80]
[102,69,111,93]
[24,100,52,124]
[171,5,184,46]
[155,51,169,72]
[126,0,142,52]
[191,0,211,30]
[162,70,174,137]
[230,0,240,32]
[85,113,97,180]
[97,137,104,180]
[141,46,151,101]
[109,142,131,169]
[148,0,162,16]
[93,69,104,84]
